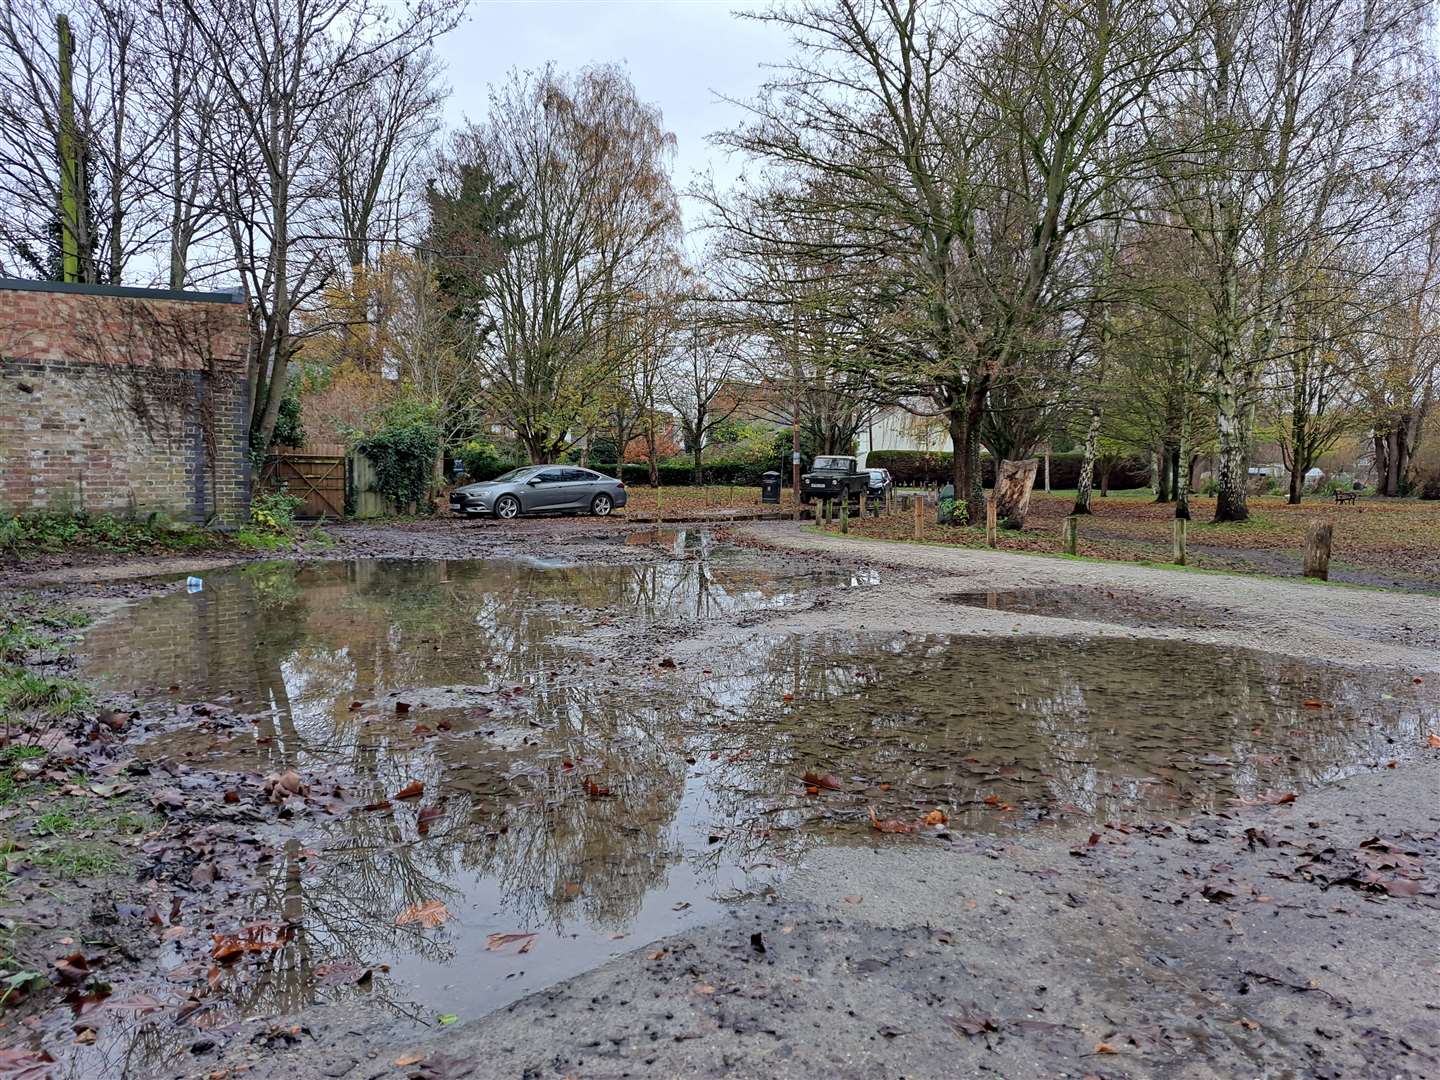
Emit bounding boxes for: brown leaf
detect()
[394,1054,425,1067]
[484,932,536,953]
[53,952,91,984]
[394,781,424,800]
[585,780,611,798]
[802,770,842,791]
[1426,733,1440,749]
[363,799,393,812]
[1094,1042,1118,1054]
[395,701,411,714]
[1301,699,1327,709]
[417,805,443,836]
[1229,790,1296,806]
[868,805,919,834]
[394,900,449,928]
[923,808,948,826]
[211,923,287,961]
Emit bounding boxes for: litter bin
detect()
[760,471,781,504]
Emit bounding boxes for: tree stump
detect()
[994,458,1040,529]
[1303,521,1333,580]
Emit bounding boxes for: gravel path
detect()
[725,521,1440,674]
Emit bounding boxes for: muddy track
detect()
[1,520,1437,1080]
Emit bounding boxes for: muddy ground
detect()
[1,517,1437,1080]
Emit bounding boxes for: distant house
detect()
[856,405,948,468]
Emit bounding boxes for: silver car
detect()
[448,466,629,520]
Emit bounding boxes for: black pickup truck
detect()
[799,455,868,504]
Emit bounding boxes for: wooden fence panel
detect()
[260,448,346,519]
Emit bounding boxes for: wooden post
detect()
[859,491,867,517]
[1303,520,1333,580]
[912,494,923,540]
[985,497,998,548]
[1172,518,1188,566]
[840,499,849,534]
[1062,514,1078,555]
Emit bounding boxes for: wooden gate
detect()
[260,444,346,519]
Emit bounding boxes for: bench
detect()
[1333,490,1358,505]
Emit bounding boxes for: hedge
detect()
[865,449,1151,489]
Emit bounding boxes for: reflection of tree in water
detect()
[462,688,691,933]
[695,633,1434,827]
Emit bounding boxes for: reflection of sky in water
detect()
[73,558,1437,1074]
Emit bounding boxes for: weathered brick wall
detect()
[0,281,252,524]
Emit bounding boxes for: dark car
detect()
[865,467,893,497]
[449,466,628,520]
[799,455,867,504]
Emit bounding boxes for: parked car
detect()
[449,466,628,520]
[799,455,867,504]
[865,467,893,498]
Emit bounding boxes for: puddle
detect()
[61,559,1437,1074]
[943,587,1232,630]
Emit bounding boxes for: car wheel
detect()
[590,493,613,517]
[494,495,521,520]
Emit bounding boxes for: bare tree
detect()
[177,0,460,450]
[433,65,680,464]
[661,308,747,483]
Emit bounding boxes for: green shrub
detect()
[355,418,441,511]
[248,489,303,534]
[458,436,510,481]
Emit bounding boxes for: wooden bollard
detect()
[912,494,923,540]
[1062,515,1078,555]
[1303,520,1333,580]
[985,497,998,548]
[840,499,849,534]
[1172,518,1188,565]
[859,491,867,517]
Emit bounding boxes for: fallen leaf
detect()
[842,895,864,904]
[211,923,287,961]
[802,770,842,791]
[437,1013,459,1025]
[394,1054,425,1067]
[394,781,424,800]
[395,701,411,714]
[923,808,948,826]
[484,932,536,954]
[394,900,450,928]
[52,952,91,984]
[1094,1042,1118,1054]
[869,806,918,833]
[417,805,443,835]
[1426,733,1440,749]
[585,779,611,798]
[1301,699,1327,709]
[1229,791,1296,806]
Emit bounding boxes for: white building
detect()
[855,406,949,468]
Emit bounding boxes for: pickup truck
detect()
[799,455,868,504]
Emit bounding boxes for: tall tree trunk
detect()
[1155,446,1172,503]
[1073,407,1101,515]
[1213,359,1250,521]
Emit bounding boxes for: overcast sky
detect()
[433,0,793,232]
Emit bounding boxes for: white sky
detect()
[433,0,793,233]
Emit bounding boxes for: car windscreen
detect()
[491,468,537,483]
[867,469,887,479]
[813,457,851,471]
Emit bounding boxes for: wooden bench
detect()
[1333,490,1358,505]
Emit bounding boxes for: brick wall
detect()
[0,280,252,525]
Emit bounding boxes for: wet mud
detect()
[1,524,1438,1078]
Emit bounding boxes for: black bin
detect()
[760,471,781,504]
